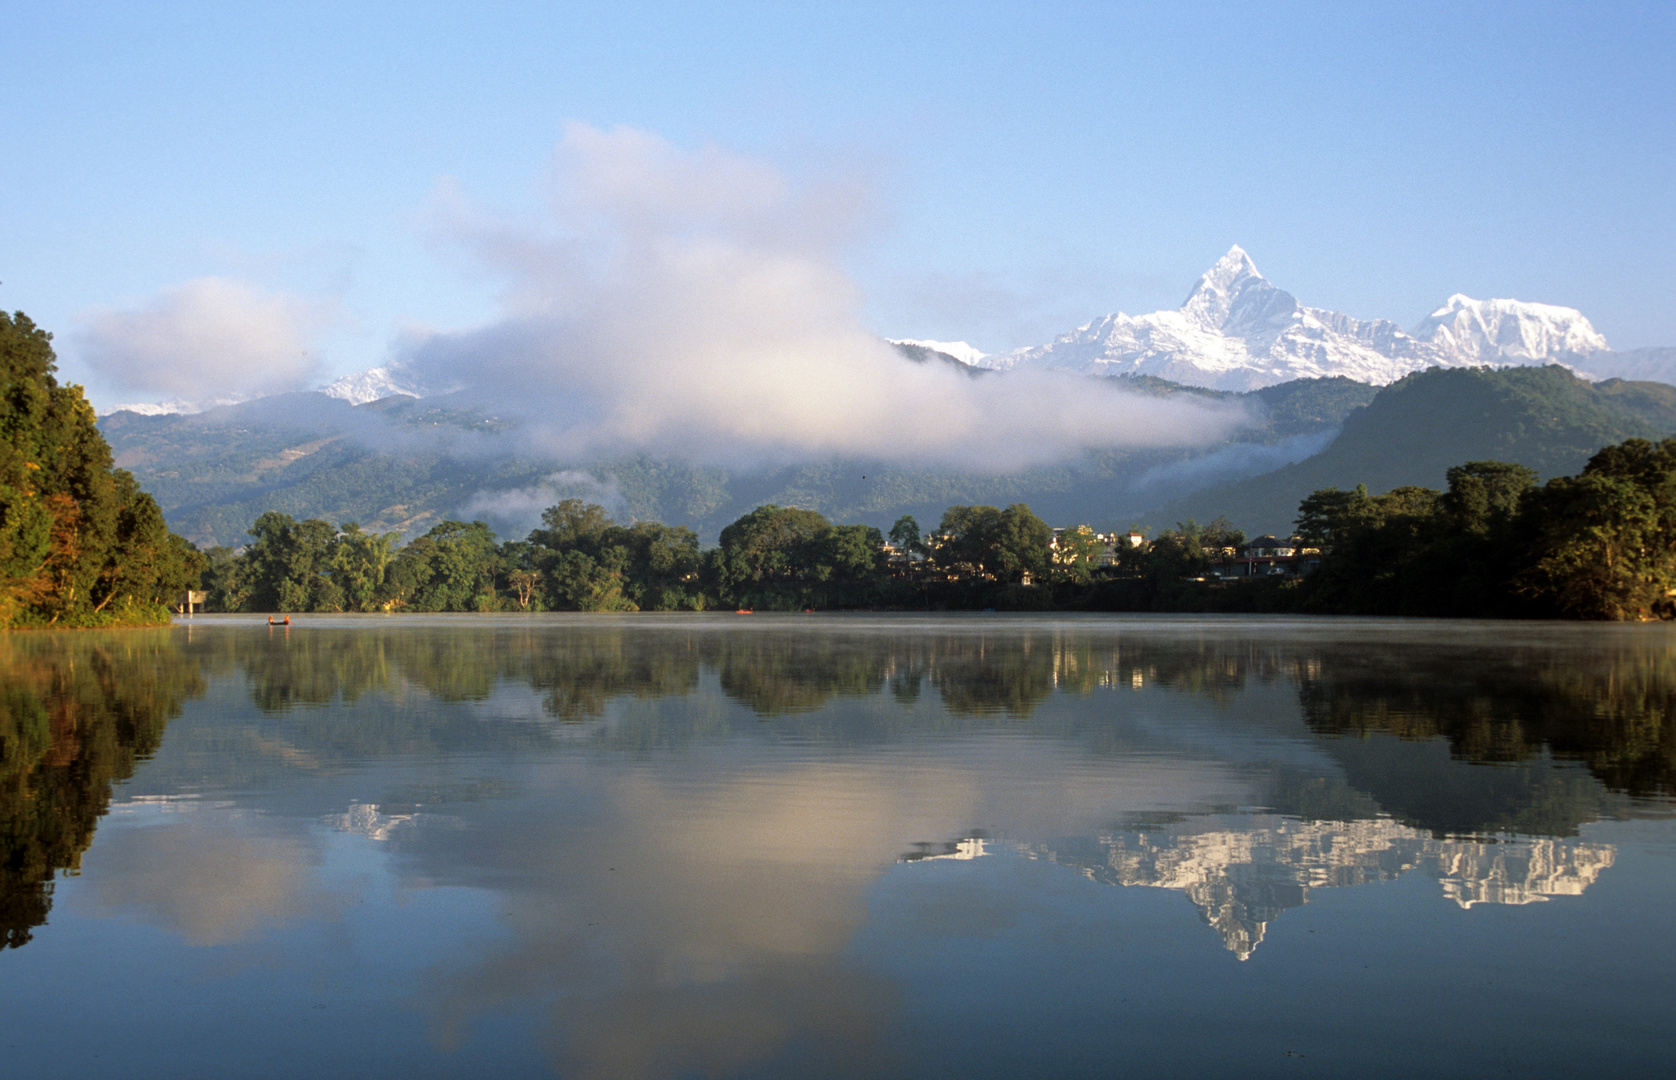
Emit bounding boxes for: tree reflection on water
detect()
[0,631,203,948]
[2,616,1675,962]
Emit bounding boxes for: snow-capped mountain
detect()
[1412,294,1608,363]
[319,364,431,405]
[99,246,1672,416]
[104,392,251,416]
[888,338,991,366]
[974,246,1638,390]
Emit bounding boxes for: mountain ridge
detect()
[973,246,1639,390]
[1152,365,1676,535]
[105,245,1674,415]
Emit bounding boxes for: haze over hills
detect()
[101,374,1376,547]
[99,361,1676,550]
[95,245,1676,547]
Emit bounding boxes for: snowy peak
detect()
[1193,244,1261,295]
[320,365,429,406]
[1179,245,1273,330]
[1413,295,1609,363]
[889,338,991,366]
[975,246,1442,390]
[103,392,251,417]
[963,246,1656,391]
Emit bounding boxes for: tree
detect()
[244,513,339,612]
[1295,485,1371,552]
[333,523,397,611]
[617,521,701,609]
[497,539,543,610]
[1442,461,1537,536]
[201,546,251,611]
[401,520,500,611]
[1520,438,1676,620]
[932,505,1001,577]
[809,524,886,605]
[933,504,1050,584]
[1053,525,1105,585]
[547,549,638,611]
[991,504,1053,584]
[0,312,195,625]
[889,515,924,559]
[530,499,613,554]
[716,505,831,600]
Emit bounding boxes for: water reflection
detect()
[1032,819,1614,959]
[0,631,203,949]
[2,616,1675,1077]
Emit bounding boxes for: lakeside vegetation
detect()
[0,313,201,628]
[192,434,1676,621]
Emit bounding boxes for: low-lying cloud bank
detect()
[399,123,1248,472]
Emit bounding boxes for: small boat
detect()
[735,609,753,615]
[267,615,292,626]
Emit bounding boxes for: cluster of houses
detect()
[1041,528,1321,580]
[1195,533,1322,579]
[881,527,1321,583]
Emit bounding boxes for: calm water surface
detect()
[1,614,1673,1078]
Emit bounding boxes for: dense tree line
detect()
[196,436,1676,622]
[1294,438,1676,620]
[0,313,201,627]
[1088,437,1676,621]
[200,499,1066,613]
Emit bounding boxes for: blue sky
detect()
[4,1,1673,408]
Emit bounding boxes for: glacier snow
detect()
[971,245,1630,391]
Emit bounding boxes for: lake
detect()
[1,613,1672,1078]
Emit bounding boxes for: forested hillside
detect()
[1156,366,1676,535]
[101,376,1377,546]
[0,313,200,627]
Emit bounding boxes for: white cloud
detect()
[408,124,1248,471]
[456,470,624,537]
[75,277,329,398]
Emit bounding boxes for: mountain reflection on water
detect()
[2,616,1674,1078]
[1034,818,1614,959]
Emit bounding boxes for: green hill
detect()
[102,376,1376,546]
[1154,366,1676,535]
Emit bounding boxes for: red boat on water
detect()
[267,616,291,626]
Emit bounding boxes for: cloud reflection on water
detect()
[5,618,1675,1078]
[82,811,337,947]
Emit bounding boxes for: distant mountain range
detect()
[96,245,1676,547]
[910,246,1675,391]
[112,245,1676,415]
